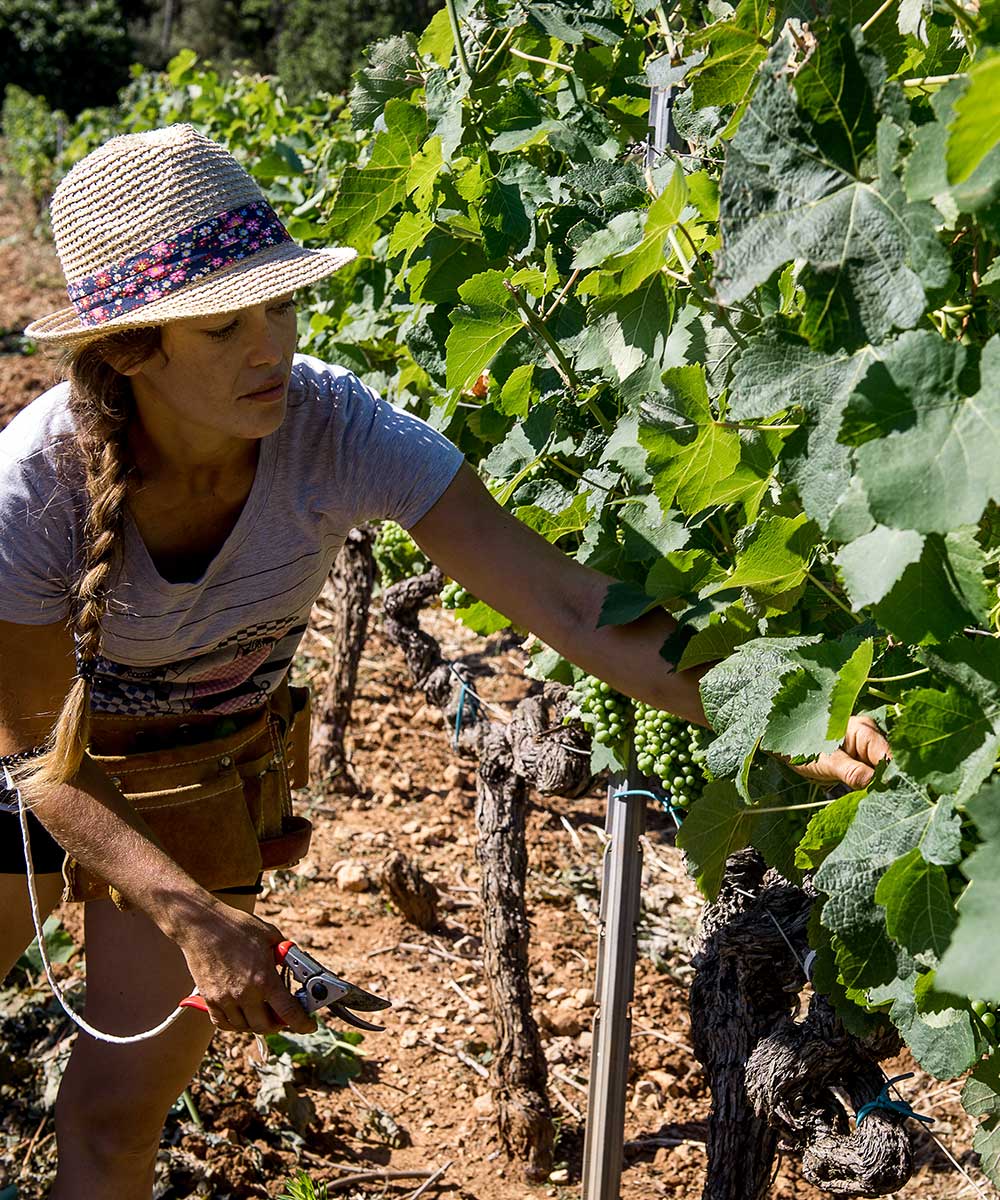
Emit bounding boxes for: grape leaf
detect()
[329,99,426,251]
[350,35,421,130]
[868,971,978,1078]
[700,636,817,780]
[762,637,874,760]
[845,332,1000,535]
[938,780,1000,1002]
[837,529,987,646]
[675,780,752,900]
[874,848,957,959]
[703,513,816,601]
[795,790,865,871]
[813,772,944,987]
[716,28,945,344]
[891,685,995,795]
[947,52,1000,185]
[962,1057,1000,1188]
[446,271,523,391]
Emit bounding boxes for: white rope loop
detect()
[5,764,189,1045]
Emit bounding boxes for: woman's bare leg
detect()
[0,872,65,980]
[50,891,256,1200]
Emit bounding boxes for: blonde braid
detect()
[16,327,162,800]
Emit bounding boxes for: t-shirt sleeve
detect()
[0,456,76,625]
[335,372,465,529]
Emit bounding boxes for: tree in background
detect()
[0,0,134,115]
[272,0,444,104]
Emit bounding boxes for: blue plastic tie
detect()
[856,1073,933,1128]
[615,787,684,829]
[451,681,468,744]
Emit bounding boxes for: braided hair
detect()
[16,326,162,799]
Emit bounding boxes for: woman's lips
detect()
[242,380,284,401]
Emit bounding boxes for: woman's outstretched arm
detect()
[409,463,889,790]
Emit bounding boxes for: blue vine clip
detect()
[452,677,478,748]
[855,1073,933,1128]
[614,787,685,828]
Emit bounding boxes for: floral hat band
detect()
[23,124,358,346]
[66,200,293,328]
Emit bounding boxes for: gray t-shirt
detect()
[0,353,463,715]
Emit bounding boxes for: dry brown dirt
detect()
[0,173,992,1200]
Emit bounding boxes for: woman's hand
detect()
[787,715,891,791]
[178,902,317,1035]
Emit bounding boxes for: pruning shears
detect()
[180,940,392,1031]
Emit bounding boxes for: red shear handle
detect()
[179,942,296,1012]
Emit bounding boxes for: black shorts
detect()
[0,806,264,894]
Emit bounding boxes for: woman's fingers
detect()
[793,748,875,790]
[845,714,892,768]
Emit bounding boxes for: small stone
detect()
[335,861,371,893]
[390,771,412,792]
[443,763,468,788]
[472,1092,494,1116]
[546,986,568,1001]
[573,987,594,1008]
[577,1030,593,1050]
[548,1168,569,1184]
[401,819,422,835]
[399,1029,420,1049]
[649,1068,682,1097]
[545,1005,583,1037]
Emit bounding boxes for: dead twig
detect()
[327,1168,434,1191]
[423,1035,490,1079]
[406,1159,453,1200]
[19,1115,50,1177]
[551,1083,583,1120]
[551,1066,588,1095]
[397,940,483,969]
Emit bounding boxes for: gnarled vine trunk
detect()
[691,850,912,1199]
[379,570,590,1176]
[309,525,375,790]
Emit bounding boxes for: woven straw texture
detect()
[25,124,356,345]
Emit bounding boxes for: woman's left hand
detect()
[788,715,891,791]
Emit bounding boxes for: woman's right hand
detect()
[177,901,317,1035]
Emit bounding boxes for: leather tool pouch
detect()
[62,683,313,903]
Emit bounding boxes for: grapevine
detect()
[633,703,713,811]
[8,0,1000,1188]
[573,675,633,761]
[440,580,474,609]
[372,521,428,588]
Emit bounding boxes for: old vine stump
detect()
[310,525,375,790]
[690,850,912,1199]
[475,722,554,1181]
[380,849,439,931]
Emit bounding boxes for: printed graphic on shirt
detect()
[87,613,307,716]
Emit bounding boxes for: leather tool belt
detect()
[62,679,313,903]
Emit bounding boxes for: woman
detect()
[0,124,887,1199]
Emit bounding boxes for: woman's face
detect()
[122,293,299,448]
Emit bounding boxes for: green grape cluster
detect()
[373,521,428,587]
[575,676,633,756]
[633,703,712,809]
[973,999,999,1038]
[440,580,474,609]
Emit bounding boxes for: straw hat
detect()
[24,123,358,345]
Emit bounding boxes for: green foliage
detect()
[7,0,1000,1173]
[0,0,134,115]
[372,520,429,587]
[280,1171,329,1200]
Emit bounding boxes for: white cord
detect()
[5,764,190,1045]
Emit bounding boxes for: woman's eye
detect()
[204,301,294,341]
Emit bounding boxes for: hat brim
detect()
[23,241,359,346]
